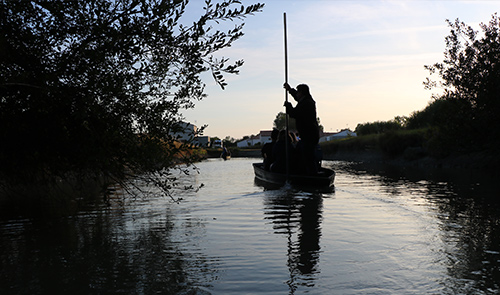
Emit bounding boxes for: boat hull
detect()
[252,163,335,189]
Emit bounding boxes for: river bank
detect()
[218,147,499,171]
[204,148,261,158]
[323,149,500,170]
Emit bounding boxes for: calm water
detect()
[1,158,500,294]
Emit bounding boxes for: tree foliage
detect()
[423,13,500,149]
[273,112,296,131]
[0,0,263,198]
[354,118,404,136]
[273,111,324,133]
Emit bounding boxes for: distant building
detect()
[193,136,211,147]
[319,129,357,143]
[258,130,273,144]
[236,128,356,147]
[319,131,337,141]
[237,134,261,147]
[212,139,223,148]
[236,139,249,148]
[171,122,197,142]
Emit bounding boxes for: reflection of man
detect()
[297,197,322,275]
[264,193,323,285]
[283,83,320,174]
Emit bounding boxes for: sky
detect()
[182,0,499,140]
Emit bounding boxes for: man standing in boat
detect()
[283,83,320,175]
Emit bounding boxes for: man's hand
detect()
[283,82,291,91]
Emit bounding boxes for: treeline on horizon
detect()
[324,96,499,161]
[322,14,500,162]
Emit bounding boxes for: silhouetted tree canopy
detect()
[423,13,500,150]
[273,111,323,133]
[0,0,263,197]
[355,119,403,136]
[273,112,296,131]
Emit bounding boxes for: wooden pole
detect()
[283,12,290,182]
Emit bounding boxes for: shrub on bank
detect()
[379,129,427,157]
[321,129,428,158]
[320,134,378,155]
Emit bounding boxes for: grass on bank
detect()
[320,128,429,159]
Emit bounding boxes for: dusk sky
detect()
[183,0,499,140]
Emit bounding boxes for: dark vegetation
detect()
[0,0,264,207]
[273,111,324,133]
[322,14,500,167]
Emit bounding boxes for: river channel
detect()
[1,158,499,294]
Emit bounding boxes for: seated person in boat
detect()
[261,128,279,171]
[270,130,297,174]
[283,82,320,175]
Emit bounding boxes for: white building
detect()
[258,130,273,144]
[236,129,356,147]
[171,122,197,142]
[193,136,210,147]
[236,130,275,148]
[319,129,357,143]
[237,134,260,147]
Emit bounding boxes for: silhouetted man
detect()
[283,83,320,174]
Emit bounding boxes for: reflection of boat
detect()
[253,163,335,190]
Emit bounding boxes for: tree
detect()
[273,112,296,131]
[273,112,324,134]
[223,136,236,147]
[0,0,264,200]
[354,118,403,136]
[424,14,500,149]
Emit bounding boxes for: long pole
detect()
[283,12,290,182]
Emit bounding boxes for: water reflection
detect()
[2,159,500,294]
[0,201,214,294]
[262,188,325,294]
[333,161,500,294]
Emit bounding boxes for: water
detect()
[1,158,499,294]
